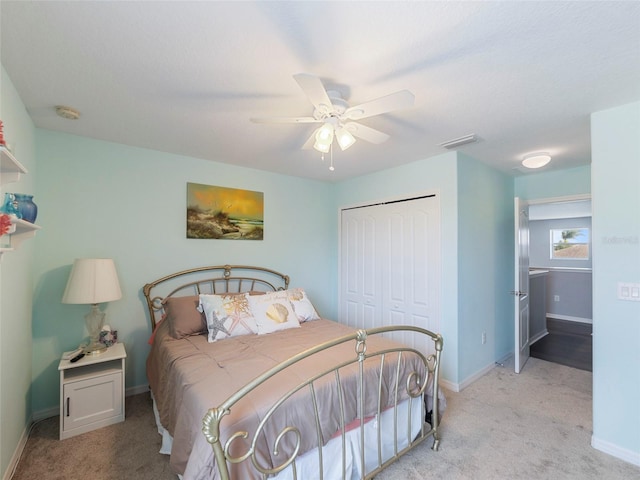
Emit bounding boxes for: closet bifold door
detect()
[339,194,441,356]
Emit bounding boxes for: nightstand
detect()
[58,342,126,440]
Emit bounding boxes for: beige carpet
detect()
[10,357,640,479]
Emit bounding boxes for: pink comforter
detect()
[147,319,428,479]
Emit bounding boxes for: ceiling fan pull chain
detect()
[329,142,335,171]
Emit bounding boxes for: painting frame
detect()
[186,182,264,240]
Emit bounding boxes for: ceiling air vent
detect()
[438,134,478,149]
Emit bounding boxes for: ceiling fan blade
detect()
[344,90,415,120]
[293,73,333,114]
[345,122,390,144]
[250,116,320,124]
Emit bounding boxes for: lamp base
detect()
[84,342,108,356]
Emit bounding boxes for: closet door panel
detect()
[341,211,380,329]
[381,202,432,353]
[386,211,406,305]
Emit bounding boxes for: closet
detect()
[339,194,441,356]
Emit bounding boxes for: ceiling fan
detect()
[250,73,415,161]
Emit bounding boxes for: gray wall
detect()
[529,273,547,339]
[530,216,592,323]
[545,270,593,321]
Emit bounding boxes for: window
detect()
[550,228,590,260]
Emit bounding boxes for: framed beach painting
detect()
[187,183,264,240]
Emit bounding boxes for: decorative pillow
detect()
[198,293,258,342]
[287,287,321,322]
[162,296,207,339]
[247,291,300,335]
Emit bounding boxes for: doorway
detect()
[516,194,593,372]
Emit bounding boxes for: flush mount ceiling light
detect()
[522,152,551,169]
[55,105,81,120]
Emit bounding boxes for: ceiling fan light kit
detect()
[313,123,334,153]
[522,152,551,169]
[335,126,356,150]
[251,73,415,170]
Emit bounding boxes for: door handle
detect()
[66,397,70,417]
[510,290,528,297]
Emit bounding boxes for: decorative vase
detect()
[0,193,21,218]
[13,194,37,223]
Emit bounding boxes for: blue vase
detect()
[14,194,37,223]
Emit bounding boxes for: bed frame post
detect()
[431,334,443,451]
[202,407,232,480]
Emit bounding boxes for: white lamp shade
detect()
[335,126,356,151]
[62,258,122,304]
[313,139,331,153]
[313,123,334,153]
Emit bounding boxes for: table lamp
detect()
[62,258,122,355]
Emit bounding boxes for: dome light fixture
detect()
[55,105,81,120]
[522,152,551,169]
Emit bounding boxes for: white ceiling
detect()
[2,1,639,182]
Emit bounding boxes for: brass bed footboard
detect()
[202,325,443,480]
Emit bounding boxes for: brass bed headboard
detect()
[142,264,290,330]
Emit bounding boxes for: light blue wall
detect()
[514,165,591,200]
[333,152,460,383]
[31,130,336,413]
[333,152,514,385]
[591,101,640,463]
[0,66,37,477]
[457,154,514,379]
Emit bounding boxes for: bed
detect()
[143,265,444,480]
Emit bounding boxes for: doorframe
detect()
[526,193,591,207]
[514,192,592,371]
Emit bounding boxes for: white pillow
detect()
[287,288,321,322]
[198,293,258,342]
[247,291,300,335]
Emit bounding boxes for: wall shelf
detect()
[1,146,40,258]
[0,218,41,255]
[1,147,28,186]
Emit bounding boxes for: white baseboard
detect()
[443,353,514,393]
[547,313,592,324]
[439,378,458,392]
[126,383,149,396]
[530,329,549,345]
[32,406,58,422]
[592,435,640,467]
[2,423,30,480]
